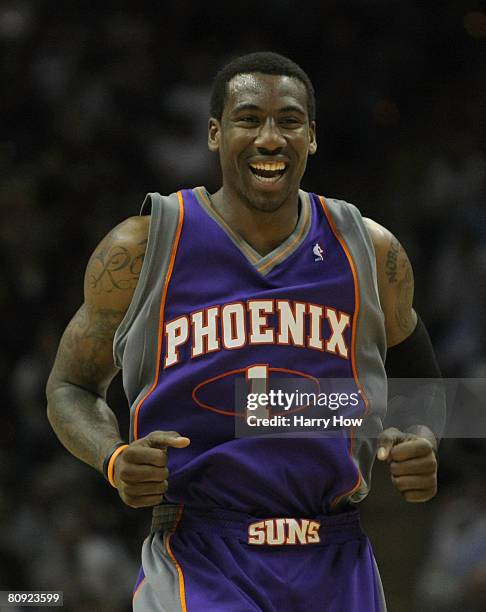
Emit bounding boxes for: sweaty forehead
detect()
[225,73,308,113]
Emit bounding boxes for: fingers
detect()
[113,430,189,509]
[119,430,191,468]
[392,478,437,503]
[380,432,438,503]
[124,481,168,497]
[144,431,191,450]
[402,490,436,503]
[118,474,169,508]
[391,473,437,492]
[389,438,434,462]
[117,464,169,483]
[390,455,437,477]
[376,427,406,461]
[122,446,167,467]
[377,428,435,462]
[123,493,168,509]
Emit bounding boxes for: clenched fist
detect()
[377,427,438,502]
[113,431,190,508]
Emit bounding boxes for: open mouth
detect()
[249,161,287,183]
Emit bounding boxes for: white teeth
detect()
[249,161,286,171]
[252,174,282,183]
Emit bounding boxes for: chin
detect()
[248,197,286,213]
[242,184,290,213]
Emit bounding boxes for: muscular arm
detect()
[364,218,442,502]
[363,218,417,347]
[46,216,150,475]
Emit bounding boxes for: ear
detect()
[308,120,317,155]
[208,118,221,152]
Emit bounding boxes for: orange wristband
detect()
[107,444,129,488]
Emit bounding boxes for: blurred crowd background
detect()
[1,1,485,610]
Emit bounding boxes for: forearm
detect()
[385,316,446,446]
[47,381,124,475]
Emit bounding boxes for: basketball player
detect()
[46,52,443,611]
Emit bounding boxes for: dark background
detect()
[1,1,486,610]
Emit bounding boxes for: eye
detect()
[280,116,301,126]
[238,116,259,124]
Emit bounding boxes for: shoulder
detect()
[320,195,361,216]
[362,217,397,255]
[362,217,406,278]
[103,215,150,245]
[84,216,150,313]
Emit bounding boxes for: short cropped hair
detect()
[210,51,315,121]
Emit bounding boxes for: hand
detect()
[376,427,437,502]
[113,431,190,508]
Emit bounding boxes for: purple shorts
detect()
[133,506,386,611]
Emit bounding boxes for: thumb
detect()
[144,430,191,450]
[376,427,405,461]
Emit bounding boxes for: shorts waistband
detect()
[151,504,363,545]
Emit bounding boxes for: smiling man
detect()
[46,52,443,611]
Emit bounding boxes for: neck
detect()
[210,186,301,256]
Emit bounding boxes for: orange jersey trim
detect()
[132,576,146,602]
[165,506,188,612]
[133,191,185,440]
[318,196,369,509]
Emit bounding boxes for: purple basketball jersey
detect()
[114,187,387,516]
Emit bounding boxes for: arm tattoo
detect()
[87,233,147,294]
[48,304,125,471]
[385,237,400,283]
[63,305,124,385]
[395,259,415,336]
[46,221,149,472]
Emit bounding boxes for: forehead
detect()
[224,73,308,115]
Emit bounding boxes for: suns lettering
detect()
[248,518,321,545]
[163,300,351,368]
[267,519,286,545]
[248,521,266,545]
[287,519,310,544]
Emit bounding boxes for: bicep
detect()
[364,218,418,347]
[48,215,149,395]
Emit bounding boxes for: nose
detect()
[254,118,286,154]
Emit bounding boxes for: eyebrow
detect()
[232,103,306,115]
[279,105,306,115]
[232,103,261,114]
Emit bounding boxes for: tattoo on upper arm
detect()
[87,230,147,294]
[395,266,415,335]
[388,235,416,336]
[385,237,400,283]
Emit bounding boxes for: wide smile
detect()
[248,161,288,184]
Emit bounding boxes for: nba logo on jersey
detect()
[313,242,324,261]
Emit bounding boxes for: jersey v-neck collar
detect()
[192,186,312,277]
